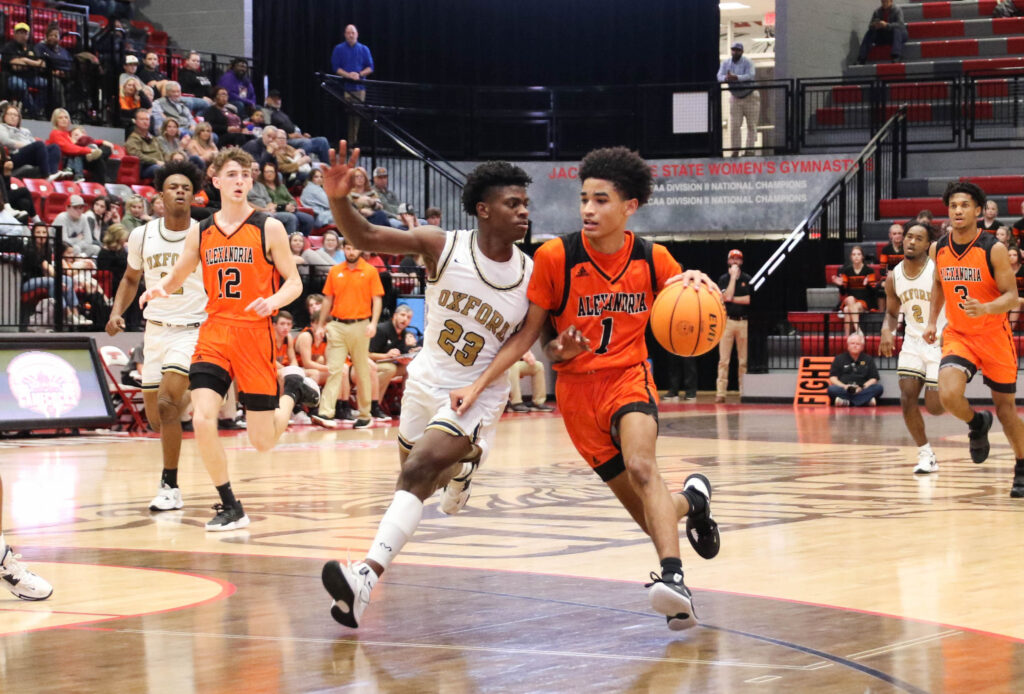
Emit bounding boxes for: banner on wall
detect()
[454,154,860,236]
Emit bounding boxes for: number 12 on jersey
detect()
[217,267,242,299]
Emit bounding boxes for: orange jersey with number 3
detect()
[935,230,1007,334]
[199,211,279,325]
[528,231,682,373]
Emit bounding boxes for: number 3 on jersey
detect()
[217,267,242,299]
[953,284,968,310]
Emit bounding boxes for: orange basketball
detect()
[650,283,727,357]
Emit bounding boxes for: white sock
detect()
[919,443,933,455]
[0,533,6,557]
[365,490,423,571]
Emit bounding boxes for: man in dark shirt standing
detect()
[369,304,419,417]
[2,23,47,118]
[716,249,751,403]
[827,333,883,407]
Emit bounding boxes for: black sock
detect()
[371,400,379,410]
[969,411,985,430]
[216,482,237,508]
[682,487,707,517]
[1016,459,1024,475]
[660,557,683,581]
[161,468,178,489]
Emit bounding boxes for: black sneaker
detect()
[370,404,391,422]
[645,570,697,631]
[283,370,321,409]
[683,474,719,559]
[353,418,372,429]
[1012,463,1024,499]
[526,401,554,412]
[968,410,993,464]
[205,502,249,531]
[509,402,529,413]
[338,404,356,421]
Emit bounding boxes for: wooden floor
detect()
[2,401,1024,693]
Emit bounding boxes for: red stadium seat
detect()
[78,181,108,204]
[131,184,157,200]
[116,156,141,185]
[52,180,83,198]
[21,179,68,224]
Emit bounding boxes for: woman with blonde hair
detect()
[97,222,130,291]
[0,103,67,180]
[119,77,152,126]
[47,108,113,182]
[185,121,217,164]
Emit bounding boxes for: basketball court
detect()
[1,402,1022,692]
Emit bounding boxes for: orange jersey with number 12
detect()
[199,211,279,325]
[934,230,1007,334]
[528,231,682,374]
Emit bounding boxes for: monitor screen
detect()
[0,335,116,431]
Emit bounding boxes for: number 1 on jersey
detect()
[217,267,242,299]
[594,317,614,355]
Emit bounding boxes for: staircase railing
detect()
[749,106,908,295]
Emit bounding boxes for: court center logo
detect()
[7,351,82,418]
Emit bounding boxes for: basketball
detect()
[650,282,727,357]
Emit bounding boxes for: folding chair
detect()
[98,345,147,434]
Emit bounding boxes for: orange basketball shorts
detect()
[940,322,1017,393]
[190,318,279,410]
[555,361,658,482]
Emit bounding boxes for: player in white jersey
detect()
[318,143,533,628]
[106,161,206,511]
[880,222,946,474]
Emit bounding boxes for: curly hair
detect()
[461,161,532,217]
[210,146,253,176]
[942,180,986,208]
[154,159,203,193]
[578,147,653,206]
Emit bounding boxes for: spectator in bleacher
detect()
[217,58,256,116]
[96,222,128,292]
[152,81,196,136]
[876,222,904,310]
[206,87,253,147]
[980,199,1003,232]
[247,159,311,236]
[1009,246,1024,325]
[827,333,883,407]
[0,103,67,181]
[856,0,907,65]
[996,225,1013,246]
[242,124,276,161]
[331,24,374,146]
[156,118,204,170]
[138,52,169,98]
[119,54,150,96]
[268,128,312,184]
[48,110,113,183]
[299,168,336,228]
[263,90,331,164]
[319,228,345,264]
[125,109,164,179]
[118,76,152,127]
[1011,201,1024,239]
[371,166,406,227]
[54,195,100,256]
[34,23,74,110]
[831,244,877,336]
[717,42,758,157]
[121,194,149,232]
[21,222,91,325]
[289,231,309,277]
[302,230,339,268]
[149,193,165,220]
[2,23,48,118]
[185,121,218,166]
[244,109,267,138]
[507,350,553,412]
[425,206,441,227]
[914,208,934,228]
[349,168,392,227]
[84,196,120,236]
[716,249,751,403]
[176,52,212,115]
[369,304,417,409]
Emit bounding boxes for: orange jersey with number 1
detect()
[528,231,682,373]
[199,211,279,325]
[935,230,1007,334]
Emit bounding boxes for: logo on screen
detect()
[7,351,82,418]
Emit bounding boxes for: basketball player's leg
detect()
[936,365,972,422]
[0,474,52,600]
[614,411,679,559]
[144,371,190,510]
[898,376,928,446]
[938,345,993,464]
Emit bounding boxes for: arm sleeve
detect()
[526,240,564,311]
[716,59,728,83]
[652,244,683,291]
[126,226,144,270]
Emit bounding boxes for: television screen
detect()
[0,335,116,431]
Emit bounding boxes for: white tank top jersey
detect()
[126,218,207,325]
[892,257,946,341]
[406,229,533,390]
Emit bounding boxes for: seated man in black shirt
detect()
[369,304,420,413]
[176,51,212,116]
[2,23,48,118]
[827,332,883,407]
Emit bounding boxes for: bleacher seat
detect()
[131,184,157,200]
[806,287,840,311]
[104,183,134,202]
[78,181,108,204]
[52,180,83,198]
[21,179,68,224]
[115,156,141,185]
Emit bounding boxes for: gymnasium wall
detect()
[775,0,863,80]
[136,0,252,58]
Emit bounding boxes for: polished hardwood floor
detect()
[2,401,1023,693]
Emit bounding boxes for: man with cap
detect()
[120,54,154,100]
[263,90,330,164]
[716,249,752,403]
[54,195,100,257]
[2,22,48,118]
[371,166,406,228]
[716,42,758,157]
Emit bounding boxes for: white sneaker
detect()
[440,460,478,515]
[833,397,850,407]
[291,411,312,425]
[149,482,184,511]
[0,546,53,600]
[646,570,697,631]
[914,450,938,475]
[322,560,375,628]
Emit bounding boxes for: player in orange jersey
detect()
[452,147,720,630]
[140,147,320,530]
[924,181,1024,497]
